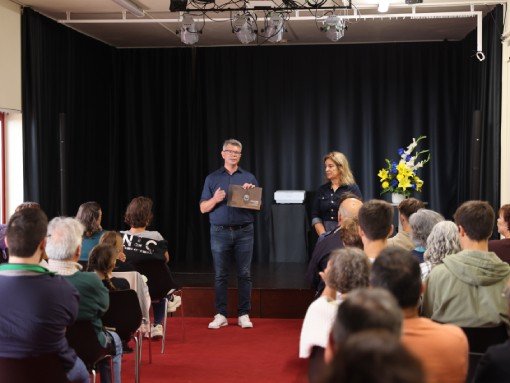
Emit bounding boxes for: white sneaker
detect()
[238,314,253,329]
[208,314,228,329]
[151,324,163,339]
[167,295,182,313]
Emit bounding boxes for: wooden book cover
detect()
[227,185,262,210]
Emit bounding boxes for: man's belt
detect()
[214,223,251,231]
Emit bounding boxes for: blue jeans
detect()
[99,330,122,383]
[210,223,254,317]
[67,356,89,383]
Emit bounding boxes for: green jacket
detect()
[65,272,109,347]
[422,250,510,328]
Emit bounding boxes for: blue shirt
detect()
[200,167,259,226]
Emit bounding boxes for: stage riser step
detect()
[177,287,314,318]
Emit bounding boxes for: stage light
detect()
[264,12,285,43]
[378,0,389,12]
[170,0,188,12]
[111,0,145,17]
[180,14,199,45]
[233,13,257,44]
[322,15,346,42]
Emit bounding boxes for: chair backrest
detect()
[102,289,143,342]
[0,353,69,383]
[66,321,107,369]
[131,258,179,300]
[461,325,509,354]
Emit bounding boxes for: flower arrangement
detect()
[377,136,430,197]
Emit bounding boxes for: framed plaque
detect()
[227,185,262,210]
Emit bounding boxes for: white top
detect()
[299,296,340,358]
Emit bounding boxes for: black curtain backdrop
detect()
[21,7,502,267]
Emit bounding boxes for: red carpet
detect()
[121,317,308,383]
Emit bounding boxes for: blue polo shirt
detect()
[200,167,259,226]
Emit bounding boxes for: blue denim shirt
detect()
[200,167,258,226]
[311,182,362,226]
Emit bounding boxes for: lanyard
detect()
[0,263,54,274]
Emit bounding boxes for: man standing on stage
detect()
[200,139,258,329]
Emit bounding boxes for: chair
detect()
[66,321,114,383]
[132,258,184,355]
[102,289,143,383]
[461,325,509,383]
[0,353,69,383]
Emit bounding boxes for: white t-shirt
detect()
[299,296,339,358]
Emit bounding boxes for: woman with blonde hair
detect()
[312,152,362,236]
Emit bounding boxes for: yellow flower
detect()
[396,160,412,176]
[382,181,389,189]
[414,176,424,191]
[398,176,412,190]
[378,169,389,181]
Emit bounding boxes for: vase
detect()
[391,193,406,204]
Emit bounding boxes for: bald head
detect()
[339,198,363,224]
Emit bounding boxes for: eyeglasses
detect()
[223,149,242,156]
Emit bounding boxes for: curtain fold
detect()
[21,7,503,266]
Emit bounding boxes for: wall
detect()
[0,0,21,112]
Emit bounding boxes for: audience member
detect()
[338,218,363,249]
[88,243,130,290]
[473,279,510,382]
[0,208,88,383]
[325,288,402,364]
[46,217,123,383]
[0,201,43,264]
[388,198,425,251]
[371,247,468,383]
[357,199,393,261]
[422,201,510,328]
[306,195,363,294]
[121,196,180,338]
[420,221,460,279]
[321,330,425,383]
[99,231,135,272]
[76,201,105,262]
[489,204,510,263]
[409,209,444,263]
[300,248,370,361]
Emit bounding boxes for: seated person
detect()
[358,199,394,261]
[422,201,510,328]
[46,217,123,383]
[99,231,135,272]
[76,201,105,262]
[371,247,468,383]
[88,243,130,290]
[300,248,370,383]
[409,209,444,263]
[306,195,362,295]
[0,208,88,383]
[325,288,403,364]
[121,196,180,338]
[420,221,460,280]
[322,330,425,383]
[473,279,510,382]
[388,198,425,251]
[489,204,510,263]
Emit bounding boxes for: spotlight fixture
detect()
[322,15,346,42]
[378,0,389,12]
[264,12,285,43]
[111,0,145,17]
[180,14,199,45]
[169,0,188,12]
[233,13,257,44]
